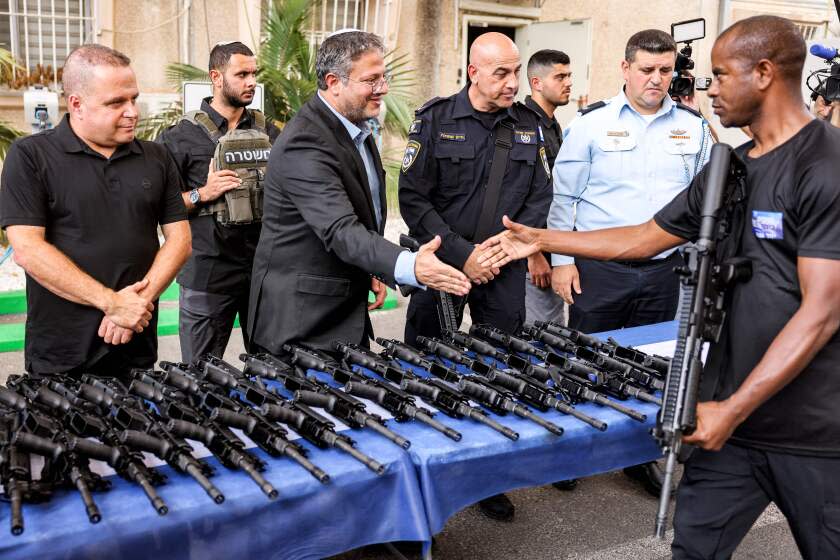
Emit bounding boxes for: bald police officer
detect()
[399,31,552,521]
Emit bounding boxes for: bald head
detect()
[63,44,131,97]
[469,32,519,67]
[716,15,805,85]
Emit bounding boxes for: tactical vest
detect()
[181,109,272,226]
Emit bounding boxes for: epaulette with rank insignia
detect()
[578,100,608,116]
[415,96,448,115]
[675,102,702,119]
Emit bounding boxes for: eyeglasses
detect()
[345,73,392,93]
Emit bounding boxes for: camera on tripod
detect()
[669,18,710,97]
[807,44,840,103]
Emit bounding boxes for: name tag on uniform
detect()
[514,130,536,144]
[439,132,466,142]
[599,130,636,152]
[752,210,784,239]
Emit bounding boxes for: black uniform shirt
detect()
[524,95,562,169]
[655,119,840,457]
[156,98,281,294]
[0,115,187,374]
[399,86,552,269]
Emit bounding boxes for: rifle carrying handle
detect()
[0,387,27,411]
[208,408,254,432]
[162,369,200,394]
[78,383,116,408]
[459,379,497,403]
[294,390,334,410]
[119,430,171,458]
[127,380,164,404]
[401,379,439,400]
[67,436,122,466]
[261,403,303,426]
[12,431,64,460]
[485,370,524,392]
[344,382,385,403]
[167,419,216,444]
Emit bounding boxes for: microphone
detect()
[810,44,838,61]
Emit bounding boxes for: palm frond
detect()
[165,63,210,91]
[0,119,24,160]
[136,101,184,141]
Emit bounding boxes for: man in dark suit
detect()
[248,30,470,353]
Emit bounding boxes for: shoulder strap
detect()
[675,102,703,119]
[474,119,514,242]
[579,100,607,116]
[248,109,267,133]
[182,110,223,143]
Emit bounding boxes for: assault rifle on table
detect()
[283,344,461,442]
[378,337,563,436]
[237,352,411,450]
[523,323,665,392]
[335,341,519,440]
[533,321,671,377]
[37,378,171,516]
[518,324,661,408]
[9,377,118,524]
[426,334,606,431]
[0,390,55,535]
[235,351,388,475]
[79,377,226,505]
[133,363,279,500]
[653,143,751,538]
[468,325,651,421]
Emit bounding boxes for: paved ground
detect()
[0,294,802,560]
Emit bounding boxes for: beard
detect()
[222,78,252,108]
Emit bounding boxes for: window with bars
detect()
[263,0,396,48]
[793,21,827,41]
[0,0,96,89]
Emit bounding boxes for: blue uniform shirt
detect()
[548,89,712,265]
[318,92,419,287]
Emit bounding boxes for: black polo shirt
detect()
[399,86,552,269]
[156,98,281,294]
[655,119,840,457]
[523,95,562,169]
[0,115,187,374]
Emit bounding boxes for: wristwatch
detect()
[189,188,201,205]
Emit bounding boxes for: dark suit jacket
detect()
[248,94,403,353]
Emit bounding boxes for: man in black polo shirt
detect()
[0,44,190,379]
[521,49,572,325]
[157,42,280,362]
[478,16,840,557]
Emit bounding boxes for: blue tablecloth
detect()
[0,321,677,559]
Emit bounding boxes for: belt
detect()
[614,252,680,268]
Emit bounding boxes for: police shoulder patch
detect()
[402,140,421,174]
[539,146,550,178]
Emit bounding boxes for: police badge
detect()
[402,140,421,173]
[539,146,550,177]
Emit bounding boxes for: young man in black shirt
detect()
[522,49,572,325]
[157,42,280,362]
[0,45,190,379]
[477,16,840,558]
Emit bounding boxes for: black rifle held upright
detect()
[653,143,750,538]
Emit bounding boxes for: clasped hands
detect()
[98,279,155,345]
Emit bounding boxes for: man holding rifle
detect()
[477,16,840,559]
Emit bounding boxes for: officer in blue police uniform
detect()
[548,29,712,495]
[398,32,552,522]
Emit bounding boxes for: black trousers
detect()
[404,261,526,347]
[179,285,251,363]
[568,254,680,334]
[673,443,840,559]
